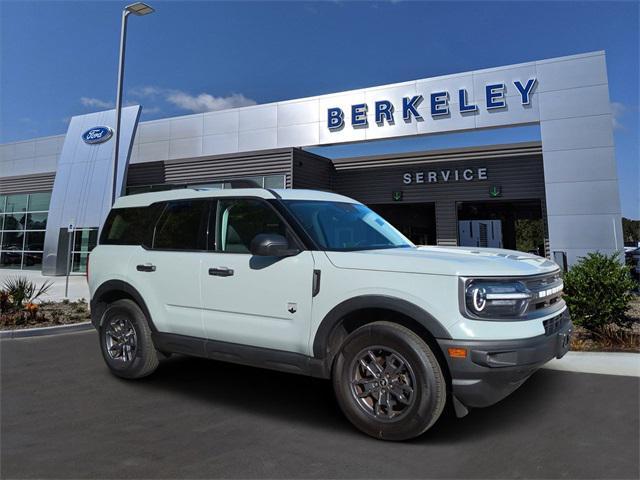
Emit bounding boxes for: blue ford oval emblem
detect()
[82,126,113,144]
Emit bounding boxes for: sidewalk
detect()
[0,269,89,302]
[544,351,640,377]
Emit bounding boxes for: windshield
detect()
[283,200,414,251]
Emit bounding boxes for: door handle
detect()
[209,267,234,277]
[136,263,156,272]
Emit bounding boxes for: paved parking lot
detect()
[2,330,638,479]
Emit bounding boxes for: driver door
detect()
[200,198,315,355]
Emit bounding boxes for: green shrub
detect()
[563,252,636,332]
[2,276,53,310]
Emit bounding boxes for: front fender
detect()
[312,294,451,359]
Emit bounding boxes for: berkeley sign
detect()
[327,78,537,130]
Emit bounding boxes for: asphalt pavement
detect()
[1,330,638,479]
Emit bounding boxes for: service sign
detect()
[327,79,537,130]
[82,126,113,144]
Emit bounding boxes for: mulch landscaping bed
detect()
[570,295,640,353]
[0,300,91,331]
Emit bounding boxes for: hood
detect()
[324,246,559,277]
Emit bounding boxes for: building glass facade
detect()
[0,192,51,270]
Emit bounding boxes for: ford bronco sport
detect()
[89,188,572,440]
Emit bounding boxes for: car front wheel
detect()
[332,321,447,441]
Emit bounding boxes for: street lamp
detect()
[111,2,155,205]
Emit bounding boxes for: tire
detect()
[99,299,159,379]
[332,321,446,441]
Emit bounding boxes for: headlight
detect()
[463,280,532,319]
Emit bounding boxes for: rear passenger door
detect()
[128,199,209,338]
[200,198,315,354]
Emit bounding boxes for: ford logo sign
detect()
[82,126,113,144]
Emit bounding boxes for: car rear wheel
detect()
[99,299,159,379]
[332,321,446,441]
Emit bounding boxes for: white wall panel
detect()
[203,110,239,135]
[540,114,614,151]
[277,100,319,127]
[545,180,621,216]
[239,128,277,151]
[138,140,169,162]
[138,120,170,143]
[539,84,611,121]
[547,214,622,249]
[169,137,203,160]
[202,133,239,156]
[0,144,16,162]
[536,54,608,92]
[475,100,539,129]
[13,141,36,160]
[35,136,64,157]
[239,105,277,131]
[277,123,319,148]
[543,147,618,183]
[170,115,203,140]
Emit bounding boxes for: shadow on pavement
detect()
[135,352,561,441]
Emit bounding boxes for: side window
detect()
[153,200,208,250]
[100,204,163,246]
[216,199,288,253]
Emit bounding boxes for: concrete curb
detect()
[544,351,640,377]
[0,322,93,339]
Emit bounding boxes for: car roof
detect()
[113,188,359,208]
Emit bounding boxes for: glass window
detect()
[71,252,89,273]
[25,231,45,251]
[284,201,413,252]
[68,228,98,274]
[0,251,22,269]
[0,190,51,271]
[216,199,287,254]
[5,194,28,214]
[100,204,164,246]
[73,229,98,252]
[264,175,286,189]
[1,231,25,250]
[22,252,43,270]
[27,192,51,212]
[27,212,47,230]
[153,200,208,250]
[2,213,25,231]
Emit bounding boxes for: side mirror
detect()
[250,233,300,257]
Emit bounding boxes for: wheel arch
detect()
[312,295,452,381]
[90,280,156,332]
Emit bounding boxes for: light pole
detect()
[112,2,155,206]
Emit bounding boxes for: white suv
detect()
[89,188,571,440]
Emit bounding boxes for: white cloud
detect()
[80,97,114,109]
[129,86,163,98]
[611,101,625,130]
[127,85,258,114]
[165,91,256,113]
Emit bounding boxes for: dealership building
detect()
[0,51,624,275]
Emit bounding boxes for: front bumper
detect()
[437,309,572,409]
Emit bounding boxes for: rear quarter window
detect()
[100,204,164,246]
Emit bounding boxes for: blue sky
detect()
[1,1,638,217]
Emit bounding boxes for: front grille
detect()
[524,272,564,317]
[543,313,564,336]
